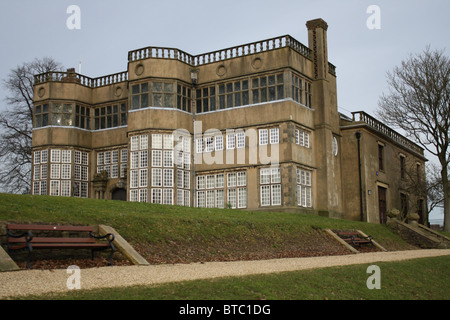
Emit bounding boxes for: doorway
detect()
[378,186,387,224]
[112,188,127,201]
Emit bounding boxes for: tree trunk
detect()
[442,165,450,232]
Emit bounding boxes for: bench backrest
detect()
[7,224,95,232]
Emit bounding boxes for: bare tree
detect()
[426,162,445,214]
[0,57,63,194]
[402,160,443,224]
[377,47,450,231]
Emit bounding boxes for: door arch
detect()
[112,188,127,201]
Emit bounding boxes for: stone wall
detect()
[387,218,449,249]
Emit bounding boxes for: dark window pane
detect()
[268,75,275,86]
[260,77,267,87]
[219,84,225,94]
[253,90,259,103]
[252,78,259,88]
[141,83,148,92]
[132,96,140,109]
[235,92,241,106]
[132,85,140,94]
[277,74,284,84]
[227,94,233,108]
[242,80,248,90]
[186,99,191,113]
[226,83,233,93]
[261,88,267,102]
[269,86,276,101]
[219,95,225,109]
[35,115,42,128]
[141,93,149,108]
[210,97,216,111]
[196,100,202,113]
[243,91,249,105]
[277,85,284,99]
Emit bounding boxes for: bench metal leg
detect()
[108,243,115,266]
[26,246,33,269]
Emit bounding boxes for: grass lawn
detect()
[15,256,450,300]
[0,193,416,266]
[1,193,448,302]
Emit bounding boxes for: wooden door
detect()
[378,187,387,224]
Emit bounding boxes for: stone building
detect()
[31,18,427,224]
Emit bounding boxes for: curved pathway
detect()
[1,249,449,299]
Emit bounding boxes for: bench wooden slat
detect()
[30,243,111,249]
[8,237,97,244]
[8,243,110,250]
[6,224,94,232]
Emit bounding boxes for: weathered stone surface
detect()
[0,246,19,272]
[98,225,149,266]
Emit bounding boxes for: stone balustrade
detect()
[34,70,128,89]
[128,34,312,66]
[352,111,424,156]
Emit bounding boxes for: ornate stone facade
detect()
[31,19,427,223]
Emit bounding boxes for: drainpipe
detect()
[355,131,364,222]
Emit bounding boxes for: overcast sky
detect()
[0,0,448,222]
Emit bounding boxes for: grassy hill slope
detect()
[0,194,416,265]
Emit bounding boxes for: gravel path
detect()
[1,249,449,299]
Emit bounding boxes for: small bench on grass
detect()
[6,224,115,269]
[336,231,374,248]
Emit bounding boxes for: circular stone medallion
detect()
[135,64,144,76]
[216,65,227,77]
[252,57,263,69]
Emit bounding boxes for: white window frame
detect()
[259,129,268,145]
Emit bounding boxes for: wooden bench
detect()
[336,231,374,248]
[6,224,115,269]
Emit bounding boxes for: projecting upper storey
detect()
[127,33,336,84]
[33,27,336,109]
[32,18,337,138]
